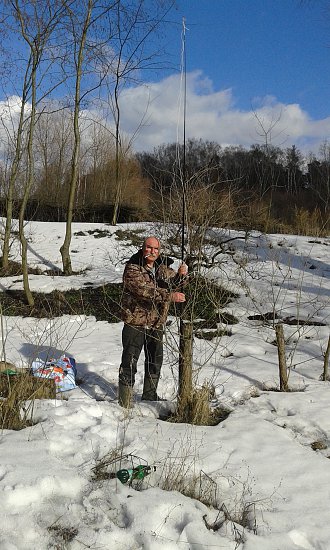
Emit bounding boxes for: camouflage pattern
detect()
[120,250,180,328]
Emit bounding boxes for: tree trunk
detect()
[60,0,93,275]
[275,323,288,391]
[2,186,14,271]
[2,70,29,270]
[19,53,38,307]
[178,318,193,403]
[322,334,330,381]
[111,74,121,226]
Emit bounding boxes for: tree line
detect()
[137,138,329,236]
[1,119,330,230]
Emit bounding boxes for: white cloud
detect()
[117,71,330,153]
[0,96,25,154]
[1,72,330,160]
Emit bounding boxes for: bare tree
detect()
[1,89,27,271]
[309,141,330,212]
[153,166,244,422]
[33,106,73,209]
[95,0,175,225]
[59,0,175,270]
[2,0,67,305]
[60,0,95,275]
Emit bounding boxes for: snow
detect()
[0,219,330,549]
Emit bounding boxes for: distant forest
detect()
[2,138,329,235]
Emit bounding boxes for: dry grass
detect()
[91,449,124,481]
[158,447,259,540]
[0,371,55,430]
[170,384,230,426]
[47,523,78,549]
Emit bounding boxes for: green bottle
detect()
[116,465,151,484]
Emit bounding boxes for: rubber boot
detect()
[141,375,164,401]
[118,383,133,408]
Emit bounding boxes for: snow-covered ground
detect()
[0,219,329,550]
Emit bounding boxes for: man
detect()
[118,236,188,408]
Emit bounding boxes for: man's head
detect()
[142,236,160,266]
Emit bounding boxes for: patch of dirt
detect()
[248,311,326,327]
[0,284,123,321]
[0,259,42,277]
[311,440,327,451]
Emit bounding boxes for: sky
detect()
[1,0,330,155]
[0,219,329,548]
[167,0,330,120]
[118,0,330,153]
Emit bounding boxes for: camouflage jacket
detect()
[121,250,183,328]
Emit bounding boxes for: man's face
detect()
[143,237,160,265]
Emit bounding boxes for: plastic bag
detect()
[31,355,77,392]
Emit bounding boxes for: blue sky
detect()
[115,0,330,152]
[165,0,330,120]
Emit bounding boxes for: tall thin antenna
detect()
[178,17,192,410]
[181,17,187,262]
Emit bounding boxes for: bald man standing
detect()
[118,236,188,408]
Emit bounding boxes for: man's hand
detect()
[170,292,186,303]
[177,262,188,277]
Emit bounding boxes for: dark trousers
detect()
[119,324,164,388]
